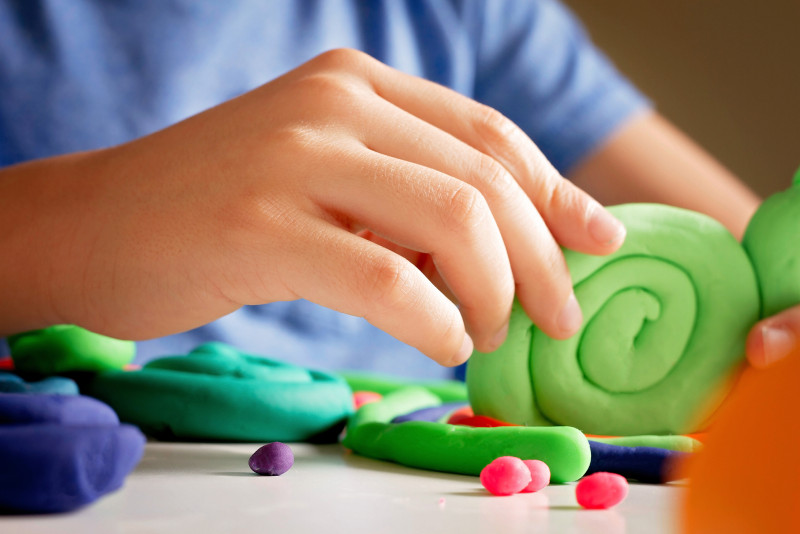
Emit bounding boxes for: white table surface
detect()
[1,442,684,533]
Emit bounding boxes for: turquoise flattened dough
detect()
[8,325,135,373]
[0,372,79,395]
[468,204,759,436]
[88,343,354,442]
[742,168,800,317]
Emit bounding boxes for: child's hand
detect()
[9,49,625,365]
[746,305,800,368]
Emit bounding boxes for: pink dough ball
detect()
[352,391,382,409]
[576,472,629,509]
[520,459,551,493]
[480,456,531,496]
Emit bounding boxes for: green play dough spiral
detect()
[743,168,800,317]
[468,204,760,436]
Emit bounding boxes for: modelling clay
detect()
[343,388,590,483]
[9,325,135,373]
[391,402,467,423]
[587,440,688,483]
[468,204,759,436]
[520,459,550,493]
[0,372,79,395]
[742,169,800,317]
[480,456,531,496]
[249,442,294,476]
[446,408,689,482]
[345,421,589,482]
[0,393,118,425]
[445,405,474,424]
[576,472,629,509]
[435,405,466,424]
[0,394,145,513]
[348,386,441,429]
[341,372,468,402]
[352,391,382,409]
[89,343,353,442]
[451,414,518,428]
[587,435,701,453]
[448,413,700,455]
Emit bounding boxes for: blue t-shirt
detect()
[0,0,649,379]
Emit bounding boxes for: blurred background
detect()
[564,0,799,196]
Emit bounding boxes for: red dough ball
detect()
[480,456,531,496]
[576,472,629,509]
[520,459,550,493]
[352,391,382,410]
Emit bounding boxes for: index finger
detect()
[361,52,625,251]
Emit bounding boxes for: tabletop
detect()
[1,442,684,533]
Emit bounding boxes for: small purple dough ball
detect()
[249,442,294,476]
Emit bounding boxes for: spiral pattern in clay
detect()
[468,204,759,436]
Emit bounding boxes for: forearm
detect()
[569,111,760,240]
[0,153,93,335]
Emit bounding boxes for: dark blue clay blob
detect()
[249,442,294,476]
[0,394,144,513]
[587,440,689,483]
[390,402,467,424]
[0,372,79,395]
[0,393,119,426]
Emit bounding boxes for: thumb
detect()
[745,305,800,368]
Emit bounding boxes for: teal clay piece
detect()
[743,168,800,317]
[468,204,759,436]
[9,325,135,373]
[343,388,590,483]
[0,372,79,395]
[88,343,353,442]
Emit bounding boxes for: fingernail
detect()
[588,203,626,246]
[557,293,583,335]
[760,324,795,367]
[490,323,509,351]
[454,333,474,364]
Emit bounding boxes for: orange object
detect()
[683,350,800,533]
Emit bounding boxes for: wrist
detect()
[0,150,106,335]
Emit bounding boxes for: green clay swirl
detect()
[743,168,800,317]
[468,203,760,436]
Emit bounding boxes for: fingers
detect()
[280,218,473,366]
[353,99,578,339]
[293,49,623,341]
[746,305,800,368]
[360,53,626,254]
[311,149,514,352]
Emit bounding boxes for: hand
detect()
[746,305,800,368]
[2,49,625,366]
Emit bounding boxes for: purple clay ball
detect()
[249,442,294,476]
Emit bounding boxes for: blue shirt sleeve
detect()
[472,0,651,173]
